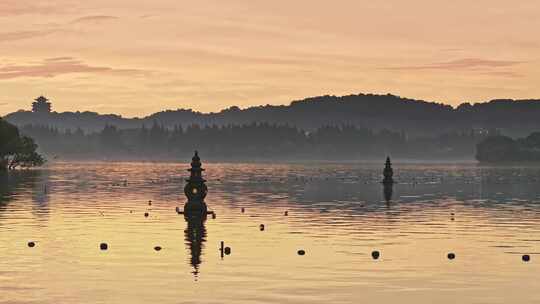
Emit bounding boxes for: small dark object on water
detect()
[451,217,455,221]
[224,247,231,255]
[100,243,108,250]
[372,251,380,260]
[523,254,530,262]
[27,241,35,248]
[241,207,245,213]
[144,212,149,217]
[212,213,216,219]
[448,253,456,260]
[154,246,162,251]
[259,224,265,231]
[130,210,133,213]
[284,211,288,216]
[220,241,225,257]
[297,250,306,255]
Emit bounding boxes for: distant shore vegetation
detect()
[476,132,540,163]
[19,122,491,161]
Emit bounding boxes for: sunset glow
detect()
[1,0,539,116]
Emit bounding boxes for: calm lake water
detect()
[1,161,539,304]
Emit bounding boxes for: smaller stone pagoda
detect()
[382,156,395,185]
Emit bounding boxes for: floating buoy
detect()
[27,241,35,248]
[447,253,456,260]
[224,247,231,255]
[372,251,380,260]
[130,210,133,213]
[259,224,265,231]
[148,200,152,206]
[144,212,149,217]
[100,243,108,250]
[241,207,245,213]
[297,250,306,255]
[154,246,162,251]
[523,254,530,262]
[284,211,288,216]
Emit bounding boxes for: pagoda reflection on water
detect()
[182,151,209,279]
[184,214,207,279]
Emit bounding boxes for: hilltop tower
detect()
[382,156,394,185]
[32,96,52,113]
[184,151,208,216]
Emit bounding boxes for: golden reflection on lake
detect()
[0,162,539,304]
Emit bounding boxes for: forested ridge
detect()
[6,93,540,138]
[5,93,540,160]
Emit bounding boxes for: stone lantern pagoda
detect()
[382,156,395,185]
[183,151,208,217]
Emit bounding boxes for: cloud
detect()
[0,57,148,80]
[0,29,57,42]
[70,15,119,25]
[0,1,53,16]
[0,15,118,43]
[386,58,522,71]
[44,56,75,62]
[480,71,523,78]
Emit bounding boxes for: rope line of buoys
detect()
[23,240,534,263]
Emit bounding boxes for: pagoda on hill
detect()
[32,96,52,113]
[183,151,208,217]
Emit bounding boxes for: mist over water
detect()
[1,162,539,304]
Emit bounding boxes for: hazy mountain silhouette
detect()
[5,93,540,137]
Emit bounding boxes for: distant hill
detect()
[5,93,540,137]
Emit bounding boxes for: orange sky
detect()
[1,0,539,117]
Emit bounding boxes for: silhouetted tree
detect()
[0,119,45,170]
[99,125,125,154]
[477,136,520,162]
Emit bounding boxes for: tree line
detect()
[20,122,491,160]
[476,132,540,163]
